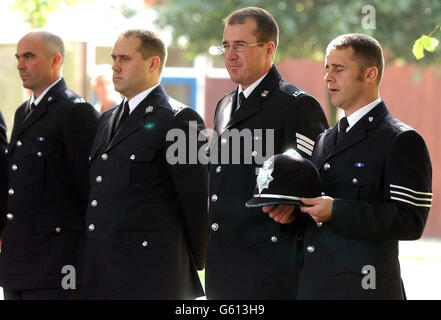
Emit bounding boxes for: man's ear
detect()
[148,56,160,73]
[51,53,62,69]
[365,66,378,83]
[266,41,275,59]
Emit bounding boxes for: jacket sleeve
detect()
[63,102,99,214]
[166,107,209,270]
[0,111,8,235]
[283,95,329,160]
[330,130,432,240]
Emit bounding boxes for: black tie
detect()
[232,92,246,115]
[112,101,130,138]
[336,117,349,145]
[26,102,36,118]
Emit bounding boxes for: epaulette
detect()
[384,116,413,133]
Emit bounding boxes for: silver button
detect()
[251,150,258,157]
[271,236,278,243]
[88,224,95,232]
[17,140,22,147]
[11,164,18,171]
[307,245,315,253]
[317,222,323,227]
[211,223,219,231]
[88,156,92,161]
[101,153,108,160]
[216,166,222,173]
[96,176,102,183]
[91,200,98,207]
[324,163,331,171]
[142,241,148,247]
[130,154,135,160]
[221,138,227,145]
[321,192,326,196]
[55,227,61,233]
[6,213,13,220]
[4,149,8,154]
[8,188,14,196]
[211,194,218,202]
[37,151,43,157]
[352,178,358,184]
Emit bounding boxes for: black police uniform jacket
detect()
[0,111,8,234]
[81,85,208,300]
[297,102,432,299]
[0,78,99,291]
[206,65,328,299]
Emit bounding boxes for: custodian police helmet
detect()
[246,151,321,207]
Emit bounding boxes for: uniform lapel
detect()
[9,79,67,153]
[105,85,167,151]
[323,102,389,162]
[213,92,236,134]
[222,65,281,134]
[104,101,123,145]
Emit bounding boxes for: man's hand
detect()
[300,196,334,223]
[262,204,295,224]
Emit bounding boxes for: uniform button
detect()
[88,156,92,161]
[130,154,135,160]
[251,150,258,157]
[55,227,61,233]
[216,166,222,173]
[6,213,13,220]
[142,241,148,247]
[88,224,95,231]
[352,178,358,185]
[317,222,323,227]
[101,153,108,160]
[4,149,7,154]
[211,223,219,231]
[8,188,14,196]
[221,138,227,145]
[211,194,218,202]
[271,236,278,243]
[96,176,103,183]
[321,192,326,196]
[16,140,22,147]
[37,152,43,157]
[324,163,331,171]
[11,164,18,171]
[307,245,315,253]
[91,200,98,207]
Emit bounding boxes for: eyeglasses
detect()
[217,41,267,54]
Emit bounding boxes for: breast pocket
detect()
[24,141,61,189]
[330,166,382,201]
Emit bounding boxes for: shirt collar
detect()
[344,97,382,132]
[30,77,62,106]
[238,71,268,102]
[124,83,160,114]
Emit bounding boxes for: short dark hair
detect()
[327,33,384,84]
[120,29,167,74]
[37,31,65,64]
[224,7,279,50]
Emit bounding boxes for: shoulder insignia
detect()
[73,97,86,104]
[293,90,306,98]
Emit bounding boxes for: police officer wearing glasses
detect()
[205,7,328,299]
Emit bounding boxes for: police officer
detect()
[81,29,208,299]
[265,33,432,299]
[206,7,328,299]
[0,31,99,299]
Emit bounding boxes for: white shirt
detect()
[237,71,269,108]
[344,97,382,132]
[30,77,62,106]
[124,83,160,114]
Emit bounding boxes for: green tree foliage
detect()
[12,0,86,29]
[413,24,440,60]
[154,0,441,64]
